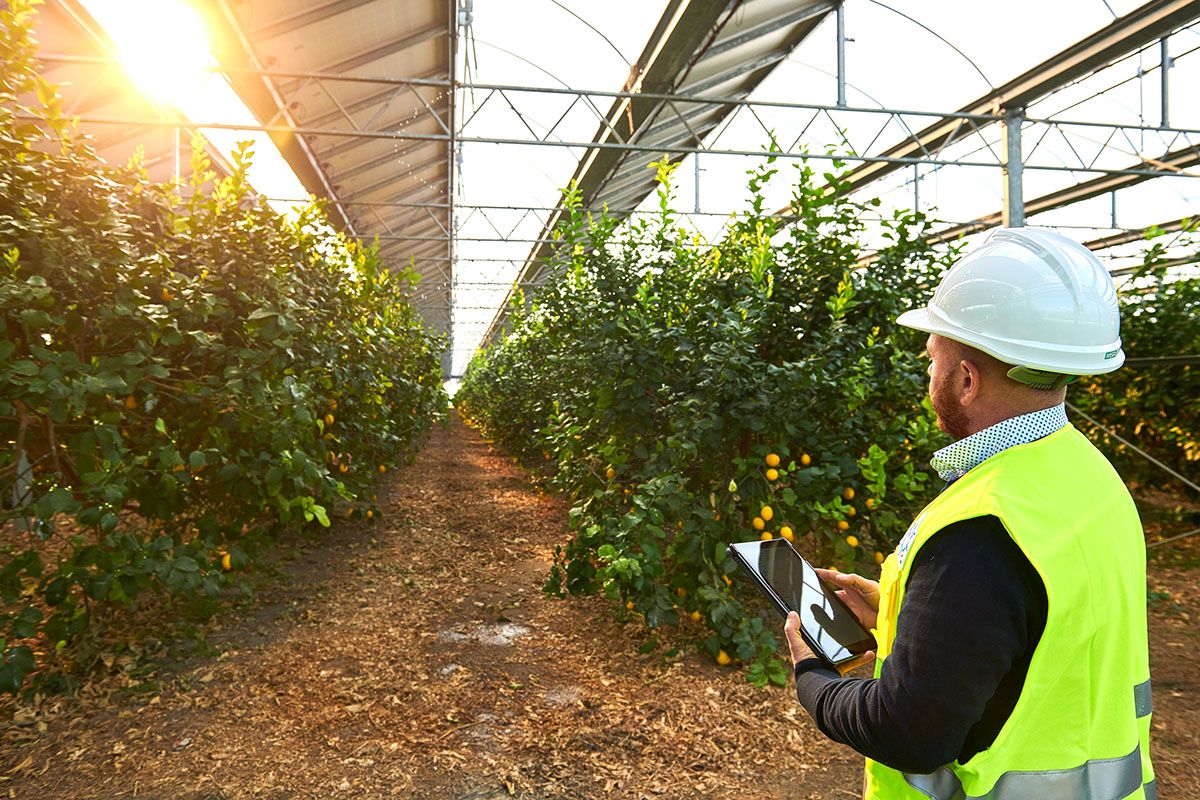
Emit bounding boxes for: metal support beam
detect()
[1002,108,1025,228]
[1085,215,1195,249]
[48,113,1200,179]
[1160,36,1172,127]
[277,22,447,95]
[249,0,377,40]
[836,1,847,108]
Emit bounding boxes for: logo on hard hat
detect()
[1104,350,1118,359]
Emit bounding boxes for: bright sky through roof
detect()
[81,0,312,216]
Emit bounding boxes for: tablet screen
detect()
[730,539,874,663]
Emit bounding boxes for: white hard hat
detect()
[897,227,1124,377]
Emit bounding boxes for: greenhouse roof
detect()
[26,0,1200,379]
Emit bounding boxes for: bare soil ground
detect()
[1,413,1195,799]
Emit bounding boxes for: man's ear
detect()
[959,358,983,405]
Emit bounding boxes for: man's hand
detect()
[816,569,880,631]
[783,611,818,667]
[784,612,876,677]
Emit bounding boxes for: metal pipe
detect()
[1002,107,1026,227]
[22,114,1199,179]
[836,1,846,108]
[1160,36,1171,128]
[913,163,919,213]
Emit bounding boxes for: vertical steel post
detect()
[836,1,846,108]
[1110,191,1117,229]
[1002,107,1025,228]
[1159,37,1170,129]
[912,163,919,214]
[694,153,701,213]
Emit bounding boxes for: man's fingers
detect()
[784,610,801,635]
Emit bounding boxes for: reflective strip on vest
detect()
[1144,778,1157,800]
[1134,679,1153,718]
[902,745,1144,800]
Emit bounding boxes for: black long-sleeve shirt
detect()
[793,515,1048,774]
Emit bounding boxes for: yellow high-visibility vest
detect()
[864,425,1155,799]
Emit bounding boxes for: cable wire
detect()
[544,0,631,68]
[860,0,994,91]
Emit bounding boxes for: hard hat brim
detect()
[896,307,935,334]
[896,305,1125,375]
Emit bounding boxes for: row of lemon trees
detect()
[457,154,957,685]
[1072,226,1200,488]
[0,2,446,693]
[459,151,1199,684]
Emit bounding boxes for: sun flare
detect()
[84,0,215,107]
[80,0,312,212]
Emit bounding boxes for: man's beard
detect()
[930,372,972,440]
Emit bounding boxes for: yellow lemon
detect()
[716,650,732,666]
[752,516,765,531]
[875,551,885,564]
[339,463,348,474]
[765,468,779,481]
[325,413,335,426]
[780,526,794,542]
[837,520,850,532]
[760,505,773,522]
[866,498,877,510]
[221,552,232,571]
[765,453,781,467]
[843,487,855,501]
[124,395,137,410]
[760,531,773,541]
[378,465,387,473]
[161,287,173,302]
[847,506,857,517]
[626,601,635,610]
[366,510,374,519]
[690,610,701,623]
[800,453,812,466]
[606,467,616,479]
[676,587,687,597]
[846,535,859,548]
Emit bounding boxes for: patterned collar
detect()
[930,404,1069,483]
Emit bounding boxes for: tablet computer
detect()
[727,538,875,666]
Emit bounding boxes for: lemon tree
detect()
[0,3,447,694]
[458,152,955,685]
[1072,228,1200,486]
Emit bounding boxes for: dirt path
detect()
[2,414,1195,798]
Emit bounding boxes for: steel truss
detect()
[39,58,1200,178]
[37,53,1200,332]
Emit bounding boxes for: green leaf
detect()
[173,556,199,573]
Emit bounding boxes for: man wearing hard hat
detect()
[782,228,1155,799]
